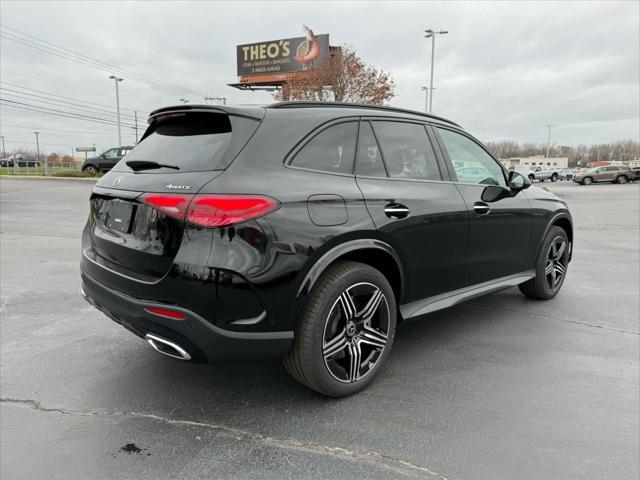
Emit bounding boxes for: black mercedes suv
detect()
[81,102,573,397]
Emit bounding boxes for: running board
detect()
[400,270,536,320]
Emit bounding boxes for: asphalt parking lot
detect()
[1,178,638,480]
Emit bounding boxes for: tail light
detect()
[139,193,279,227]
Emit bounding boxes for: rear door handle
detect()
[473,201,491,215]
[384,203,410,219]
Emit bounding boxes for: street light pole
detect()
[425,29,448,113]
[421,86,428,112]
[109,75,123,146]
[545,124,554,159]
[34,131,44,175]
[134,110,139,143]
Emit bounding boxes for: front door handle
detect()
[384,203,410,219]
[473,201,491,215]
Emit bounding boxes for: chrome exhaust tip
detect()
[145,333,191,361]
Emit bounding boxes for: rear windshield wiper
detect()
[126,160,180,171]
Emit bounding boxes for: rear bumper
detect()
[81,270,293,363]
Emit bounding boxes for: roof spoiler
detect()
[147,104,265,125]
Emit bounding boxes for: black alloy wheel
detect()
[284,261,396,397]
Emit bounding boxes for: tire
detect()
[616,175,628,184]
[283,260,397,397]
[83,165,98,175]
[519,226,569,300]
[551,173,558,182]
[529,174,535,182]
[581,176,593,185]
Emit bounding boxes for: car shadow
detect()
[98,293,522,420]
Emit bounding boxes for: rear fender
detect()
[289,238,404,326]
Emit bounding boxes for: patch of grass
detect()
[0,166,101,178]
[0,166,46,175]
[51,170,102,178]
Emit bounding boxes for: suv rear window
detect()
[117,112,259,173]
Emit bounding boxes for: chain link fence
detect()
[0,158,92,177]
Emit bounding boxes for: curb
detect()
[0,175,98,182]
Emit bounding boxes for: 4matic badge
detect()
[165,184,192,190]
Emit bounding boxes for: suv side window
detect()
[436,128,506,187]
[355,121,386,177]
[290,122,357,174]
[371,121,442,180]
[103,148,119,159]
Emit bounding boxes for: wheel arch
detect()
[290,239,405,326]
[544,213,574,261]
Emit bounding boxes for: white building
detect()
[500,155,569,169]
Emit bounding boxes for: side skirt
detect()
[400,270,536,320]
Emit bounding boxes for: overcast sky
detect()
[1,0,638,156]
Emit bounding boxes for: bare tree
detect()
[274,46,394,105]
[485,140,639,166]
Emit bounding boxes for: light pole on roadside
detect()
[421,86,436,113]
[109,75,124,146]
[424,29,448,113]
[34,131,44,175]
[421,86,429,113]
[134,110,139,143]
[545,124,554,159]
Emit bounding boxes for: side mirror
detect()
[481,185,510,202]
[508,171,531,191]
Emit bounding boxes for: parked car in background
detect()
[628,167,640,182]
[573,165,633,185]
[514,165,555,182]
[0,153,40,167]
[81,146,133,174]
[81,102,573,397]
[558,168,574,181]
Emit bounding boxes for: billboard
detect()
[237,26,329,77]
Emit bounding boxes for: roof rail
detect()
[268,101,461,128]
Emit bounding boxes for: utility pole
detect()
[545,124,554,159]
[34,131,44,175]
[134,110,139,143]
[424,29,448,113]
[109,75,124,146]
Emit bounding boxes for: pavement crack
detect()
[466,303,639,336]
[0,230,81,239]
[0,397,450,479]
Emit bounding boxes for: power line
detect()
[0,123,118,135]
[0,25,206,98]
[1,70,146,112]
[0,99,138,129]
[1,88,140,121]
[0,81,146,115]
[1,25,177,89]
[3,139,75,148]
